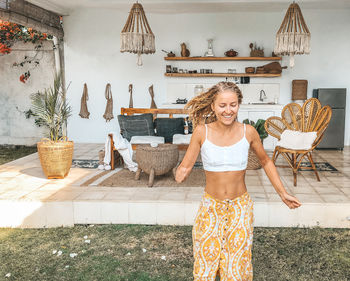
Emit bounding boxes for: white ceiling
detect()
[27,0,350,15]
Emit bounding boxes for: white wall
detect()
[64,8,350,145]
[0,41,56,145]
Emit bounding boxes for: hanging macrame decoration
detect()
[120,2,156,66]
[274,2,311,67]
[103,83,114,122]
[79,83,90,119]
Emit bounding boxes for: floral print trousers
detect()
[192,191,254,281]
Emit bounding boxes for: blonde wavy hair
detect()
[185,81,243,128]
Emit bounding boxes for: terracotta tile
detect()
[293,194,324,203]
[320,194,350,203]
[48,190,83,201]
[313,187,343,195]
[75,191,106,200]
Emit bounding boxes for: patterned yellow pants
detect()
[192,191,254,281]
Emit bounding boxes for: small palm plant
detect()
[243,118,268,141]
[30,75,72,141]
[29,75,73,179]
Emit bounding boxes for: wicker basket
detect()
[250,49,264,57]
[37,138,74,179]
[292,80,308,100]
[136,144,179,175]
[247,149,262,170]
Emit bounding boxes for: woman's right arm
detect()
[175,124,204,183]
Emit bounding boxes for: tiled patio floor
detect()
[0,143,349,228]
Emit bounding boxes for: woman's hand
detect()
[175,166,189,183]
[174,124,203,184]
[280,193,302,209]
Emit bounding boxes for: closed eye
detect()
[219,103,237,107]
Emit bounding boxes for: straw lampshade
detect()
[274,2,311,67]
[120,2,155,66]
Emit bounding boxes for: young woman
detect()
[175,81,301,281]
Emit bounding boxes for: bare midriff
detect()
[204,170,247,200]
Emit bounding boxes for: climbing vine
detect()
[0,19,53,83]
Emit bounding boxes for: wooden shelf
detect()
[164,56,281,61]
[164,73,281,78]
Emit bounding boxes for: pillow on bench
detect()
[173,134,192,144]
[117,113,155,141]
[130,136,165,144]
[154,118,185,143]
[276,130,317,150]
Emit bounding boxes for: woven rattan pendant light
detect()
[274,2,310,67]
[120,2,155,66]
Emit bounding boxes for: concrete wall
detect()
[0,41,56,145]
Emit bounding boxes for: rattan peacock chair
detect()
[264,98,332,186]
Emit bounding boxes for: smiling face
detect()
[211,90,240,125]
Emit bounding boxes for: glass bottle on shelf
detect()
[194,85,204,96]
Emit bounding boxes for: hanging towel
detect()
[149,84,157,109]
[103,131,138,172]
[129,84,133,108]
[103,83,114,122]
[79,83,90,119]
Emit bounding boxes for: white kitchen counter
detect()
[240,103,284,110]
[160,103,284,110]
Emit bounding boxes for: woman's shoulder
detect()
[243,122,254,131]
[192,124,206,144]
[193,123,206,136]
[243,123,259,141]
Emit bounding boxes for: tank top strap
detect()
[243,123,246,137]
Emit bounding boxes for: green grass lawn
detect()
[0,145,37,165]
[0,225,349,281]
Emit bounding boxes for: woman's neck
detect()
[213,120,238,132]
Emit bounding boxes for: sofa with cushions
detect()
[109,108,192,169]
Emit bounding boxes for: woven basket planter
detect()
[247,149,262,170]
[37,138,74,179]
[247,138,264,170]
[135,144,179,187]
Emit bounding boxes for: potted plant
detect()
[29,75,73,179]
[243,118,268,169]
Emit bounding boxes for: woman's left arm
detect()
[247,125,302,209]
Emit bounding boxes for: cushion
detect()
[173,134,192,144]
[117,113,155,141]
[130,136,165,144]
[276,130,317,150]
[154,118,185,143]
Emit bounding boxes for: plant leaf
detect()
[28,75,71,141]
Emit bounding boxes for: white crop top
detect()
[200,123,250,172]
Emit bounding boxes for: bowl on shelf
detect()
[245,67,255,74]
[224,49,238,57]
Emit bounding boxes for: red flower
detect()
[0,43,11,54]
[19,74,25,83]
[19,71,30,83]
